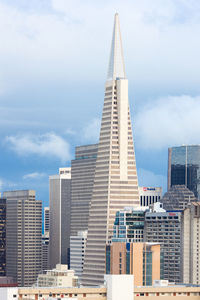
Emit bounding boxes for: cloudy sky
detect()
[1,0,200,209]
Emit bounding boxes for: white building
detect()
[70,231,87,283]
[139,187,162,207]
[37,264,78,287]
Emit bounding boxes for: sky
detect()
[1,0,200,210]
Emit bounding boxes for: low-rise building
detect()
[106,242,160,286]
[37,264,78,287]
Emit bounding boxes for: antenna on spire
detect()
[107,13,126,81]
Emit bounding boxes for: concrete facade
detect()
[0,198,6,276]
[139,187,162,207]
[182,202,200,284]
[49,168,71,269]
[70,231,87,283]
[3,190,42,287]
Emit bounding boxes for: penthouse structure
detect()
[82,14,140,285]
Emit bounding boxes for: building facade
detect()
[0,198,6,276]
[161,185,196,211]
[49,167,71,269]
[44,207,50,237]
[3,190,42,287]
[182,202,200,284]
[145,210,182,283]
[139,187,162,207]
[112,207,148,243]
[168,145,200,199]
[106,242,160,286]
[70,231,87,283]
[70,144,98,237]
[82,13,140,286]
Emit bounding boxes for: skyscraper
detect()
[82,14,140,286]
[3,190,42,287]
[70,144,98,237]
[0,198,6,277]
[168,145,200,199]
[49,167,71,269]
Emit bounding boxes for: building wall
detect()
[70,144,98,237]
[4,190,42,287]
[139,187,162,207]
[0,198,6,276]
[49,168,71,269]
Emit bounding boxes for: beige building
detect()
[49,167,71,269]
[3,190,42,287]
[37,264,78,287]
[82,13,140,286]
[106,242,160,286]
[182,202,200,284]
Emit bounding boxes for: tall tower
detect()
[82,13,140,286]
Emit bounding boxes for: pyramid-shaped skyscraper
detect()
[82,13,140,286]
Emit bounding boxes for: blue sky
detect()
[1,0,200,209]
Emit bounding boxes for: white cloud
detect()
[82,118,101,143]
[134,94,200,150]
[6,132,71,162]
[138,168,167,192]
[23,172,46,180]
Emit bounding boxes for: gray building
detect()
[70,144,98,237]
[168,145,200,199]
[49,167,71,269]
[139,187,162,207]
[161,185,196,211]
[3,190,42,287]
[145,210,182,283]
[0,198,6,276]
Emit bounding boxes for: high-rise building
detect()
[49,167,71,269]
[139,187,162,207]
[106,242,160,286]
[70,231,87,283]
[82,14,140,286]
[168,145,200,199]
[3,190,42,287]
[182,202,200,284]
[70,144,98,237]
[161,185,196,211]
[145,210,182,283]
[112,207,148,243]
[0,198,6,276]
[44,207,50,237]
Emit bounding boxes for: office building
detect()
[168,145,200,199]
[49,167,71,269]
[3,190,42,287]
[139,187,162,207]
[82,13,140,286]
[44,207,50,237]
[106,242,160,286]
[0,198,6,276]
[42,235,49,271]
[182,202,200,284]
[161,185,196,211]
[145,210,182,283]
[37,264,78,287]
[70,231,87,283]
[70,144,98,237]
[112,207,148,243]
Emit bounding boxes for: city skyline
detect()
[1,1,200,208]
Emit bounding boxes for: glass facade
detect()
[168,145,200,199]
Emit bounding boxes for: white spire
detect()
[107,13,126,81]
